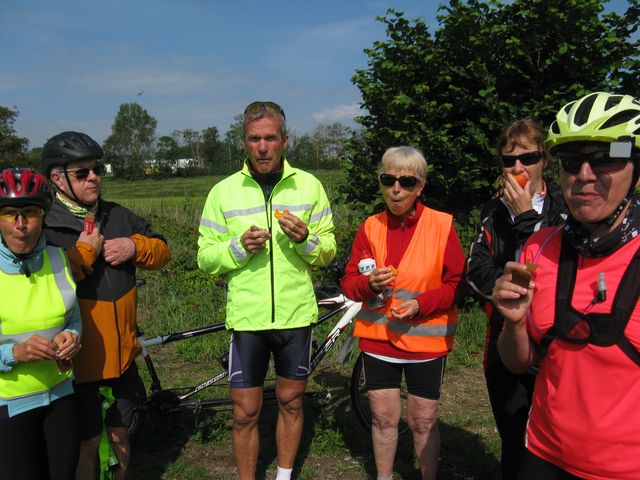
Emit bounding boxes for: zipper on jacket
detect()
[104,268,123,373]
[269,225,276,323]
[266,200,276,323]
[249,166,293,325]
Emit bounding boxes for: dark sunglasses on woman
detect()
[379,173,419,188]
[500,151,543,168]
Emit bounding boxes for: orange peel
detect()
[274,209,290,219]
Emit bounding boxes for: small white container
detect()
[358,258,376,276]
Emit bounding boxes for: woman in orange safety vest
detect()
[341,146,465,480]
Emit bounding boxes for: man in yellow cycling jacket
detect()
[198,101,336,480]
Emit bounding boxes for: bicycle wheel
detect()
[350,352,410,435]
[127,368,148,440]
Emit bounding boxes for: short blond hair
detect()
[379,146,428,181]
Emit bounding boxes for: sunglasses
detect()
[243,101,286,120]
[0,206,44,224]
[556,151,629,175]
[500,151,543,168]
[66,164,106,180]
[379,173,419,188]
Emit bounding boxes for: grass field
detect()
[102,172,501,479]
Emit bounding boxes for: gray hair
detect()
[50,166,65,176]
[379,146,428,181]
[242,105,287,139]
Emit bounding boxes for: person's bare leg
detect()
[407,395,440,480]
[274,376,307,469]
[231,386,264,480]
[368,388,401,477]
[75,435,100,480]
[108,426,130,480]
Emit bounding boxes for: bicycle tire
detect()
[349,352,410,435]
[127,369,148,440]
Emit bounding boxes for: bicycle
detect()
[130,284,410,436]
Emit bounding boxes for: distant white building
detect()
[142,158,195,175]
[175,158,194,170]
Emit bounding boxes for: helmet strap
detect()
[587,156,639,232]
[585,196,631,235]
[59,169,94,209]
[63,170,84,206]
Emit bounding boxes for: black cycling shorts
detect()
[361,353,447,400]
[518,449,585,480]
[74,362,144,440]
[229,326,312,388]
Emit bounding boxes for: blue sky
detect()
[1,0,633,148]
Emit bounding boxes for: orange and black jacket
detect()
[44,198,171,383]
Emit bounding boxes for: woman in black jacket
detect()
[466,119,567,480]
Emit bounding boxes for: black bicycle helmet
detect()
[41,131,103,176]
[0,168,53,211]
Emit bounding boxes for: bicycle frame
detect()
[310,295,362,371]
[137,323,226,397]
[136,289,362,413]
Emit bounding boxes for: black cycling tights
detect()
[0,395,79,480]
[518,450,585,480]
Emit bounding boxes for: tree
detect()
[180,128,203,168]
[345,0,640,241]
[0,106,29,170]
[201,126,224,174]
[288,123,352,169]
[312,123,351,169]
[223,115,245,174]
[26,147,43,171]
[155,135,180,176]
[103,103,157,180]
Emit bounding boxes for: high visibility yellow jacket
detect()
[0,245,77,399]
[198,159,336,331]
[353,208,457,354]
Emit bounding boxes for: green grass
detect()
[110,171,498,479]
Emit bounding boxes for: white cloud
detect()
[312,103,362,122]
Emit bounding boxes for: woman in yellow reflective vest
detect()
[341,147,465,480]
[0,168,82,480]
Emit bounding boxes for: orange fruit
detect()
[513,172,528,188]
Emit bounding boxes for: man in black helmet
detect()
[41,131,171,479]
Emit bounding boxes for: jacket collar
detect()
[45,199,87,231]
[0,235,46,275]
[385,201,424,229]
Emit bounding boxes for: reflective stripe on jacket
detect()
[353,208,457,354]
[197,159,336,331]
[0,246,75,399]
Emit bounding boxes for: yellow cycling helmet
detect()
[545,92,640,153]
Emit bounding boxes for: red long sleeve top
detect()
[340,202,465,359]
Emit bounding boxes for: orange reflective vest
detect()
[353,207,457,354]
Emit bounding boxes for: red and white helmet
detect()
[0,168,53,211]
